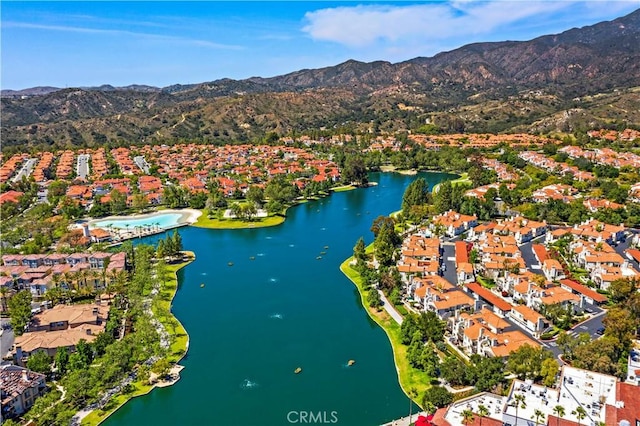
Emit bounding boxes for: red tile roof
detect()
[559,279,608,303]
[466,282,513,311]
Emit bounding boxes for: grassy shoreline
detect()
[81,251,195,426]
[192,211,286,229]
[431,172,469,193]
[340,257,431,406]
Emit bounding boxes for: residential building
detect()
[0,365,47,419]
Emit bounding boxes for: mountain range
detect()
[2,9,639,148]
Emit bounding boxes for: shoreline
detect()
[81,251,195,426]
[340,257,430,407]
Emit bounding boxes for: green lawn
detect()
[432,172,470,193]
[192,212,285,229]
[340,258,432,405]
[331,185,356,192]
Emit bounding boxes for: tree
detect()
[75,339,94,367]
[151,358,171,378]
[461,408,475,425]
[109,189,127,214]
[540,357,560,387]
[512,393,526,425]
[440,356,469,387]
[27,350,52,375]
[477,404,490,426]
[353,237,367,264]
[132,192,149,212]
[572,406,587,425]
[408,387,418,426]
[342,155,368,186]
[507,344,554,381]
[609,279,636,304]
[552,405,565,426]
[532,408,545,426]
[402,178,431,218]
[8,290,32,335]
[246,186,264,209]
[55,346,69,374]
[422,386,453,408]
[367,289,382,308]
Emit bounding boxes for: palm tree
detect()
[532,409,545,426]
[553,405,565,426]
[572,406,587,425]
[512,393,526,426]
[408,387,418,425]
[477,404,489,426]
[461,408,475,426]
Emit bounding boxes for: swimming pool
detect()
[91,213,184,230]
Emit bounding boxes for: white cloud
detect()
[302,1,638,49]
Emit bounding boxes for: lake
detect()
[103,172,454,426]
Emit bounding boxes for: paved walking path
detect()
[379,290,403,324]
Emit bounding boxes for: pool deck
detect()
[83,209,202,243]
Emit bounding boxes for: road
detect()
[613,230,640,270]
[519,239,545,276]
[11,158,37,183]
[134,156,150,174]
[440,242,458,284]
[76,154,91,179]
[0,319,15,359]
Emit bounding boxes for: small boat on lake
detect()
[200,283,205,288]
[348,360,355,366]
[294,367,302,374]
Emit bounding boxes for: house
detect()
[465,282,513,316]
[0,365,47,419]
[559,279,608,306]
[13,303,110,362]
[431,210,478,237]
[542,258,565,281]
[509,305,548,336]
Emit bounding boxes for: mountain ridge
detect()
[2,9,639,147]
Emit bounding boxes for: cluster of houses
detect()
[395,211,639,361]
[559,145,640,170]
[408,133,554,149]
[518,151,595,182]
[0,143,341,212]
[0,251,127,299]
[481,158,520,182]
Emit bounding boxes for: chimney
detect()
[22,369,29,381]
[82,224,91,238]
[86,328,92,335]
[92,307,98,315]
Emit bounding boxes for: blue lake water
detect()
[103,172,454,426]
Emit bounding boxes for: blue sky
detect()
[2,1,638,89]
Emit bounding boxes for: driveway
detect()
[519,240,544,276]
[441,242,458,284]
[76,154,90,179]
[12,158,37,183]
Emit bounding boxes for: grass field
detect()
[192,212,285,229]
